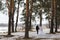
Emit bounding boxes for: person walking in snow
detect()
[36,25,39,34]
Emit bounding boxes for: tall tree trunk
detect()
[15,0,20,32]
[6,0,11,35]
[29,0,33,31]
[40,10,42,27]
[8,0,14,35]
[49,20,51,28]
[11,0,14,32]
[12,0,16,32]
[50,0,54,33]
[55,15,57,32]
[47,2,51,28]
[54,0,57,32]
[8,0,13,35]
[8,13,12,35]
[12,14,14,32]
[24,0,29,38]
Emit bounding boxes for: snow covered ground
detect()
[0,31,60,40]
[0,29,60,40]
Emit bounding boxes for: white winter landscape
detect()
[0,0,60,40]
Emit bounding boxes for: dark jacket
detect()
[36,25,39,30]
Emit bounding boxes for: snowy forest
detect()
[0,0,60,40]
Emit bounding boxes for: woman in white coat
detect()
[38,26,45,35]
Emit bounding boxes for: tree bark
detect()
[48,14,50,28]
[8,0,14,35]
[8,13,12,35]
[29,0,33,31]
[8,0,12,35]
[50,0,54,33]
[15,0,20,32]
[24,0,29,38]
[55,16,57,32]
[12,14,14,32]
[54,0,57,32]
[11,0,14,32]
[40,10,42,27]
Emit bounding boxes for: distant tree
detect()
[44,0,51,28]
[55,0,60,32]
[50,0,56,33]
[54,0,57,32]
[0,1,2,10]
[15,0,20,32]
[29,0,33,30]
[39,10,42,26]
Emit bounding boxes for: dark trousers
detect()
[36,30,38,34]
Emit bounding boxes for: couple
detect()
[36,25,44,35]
